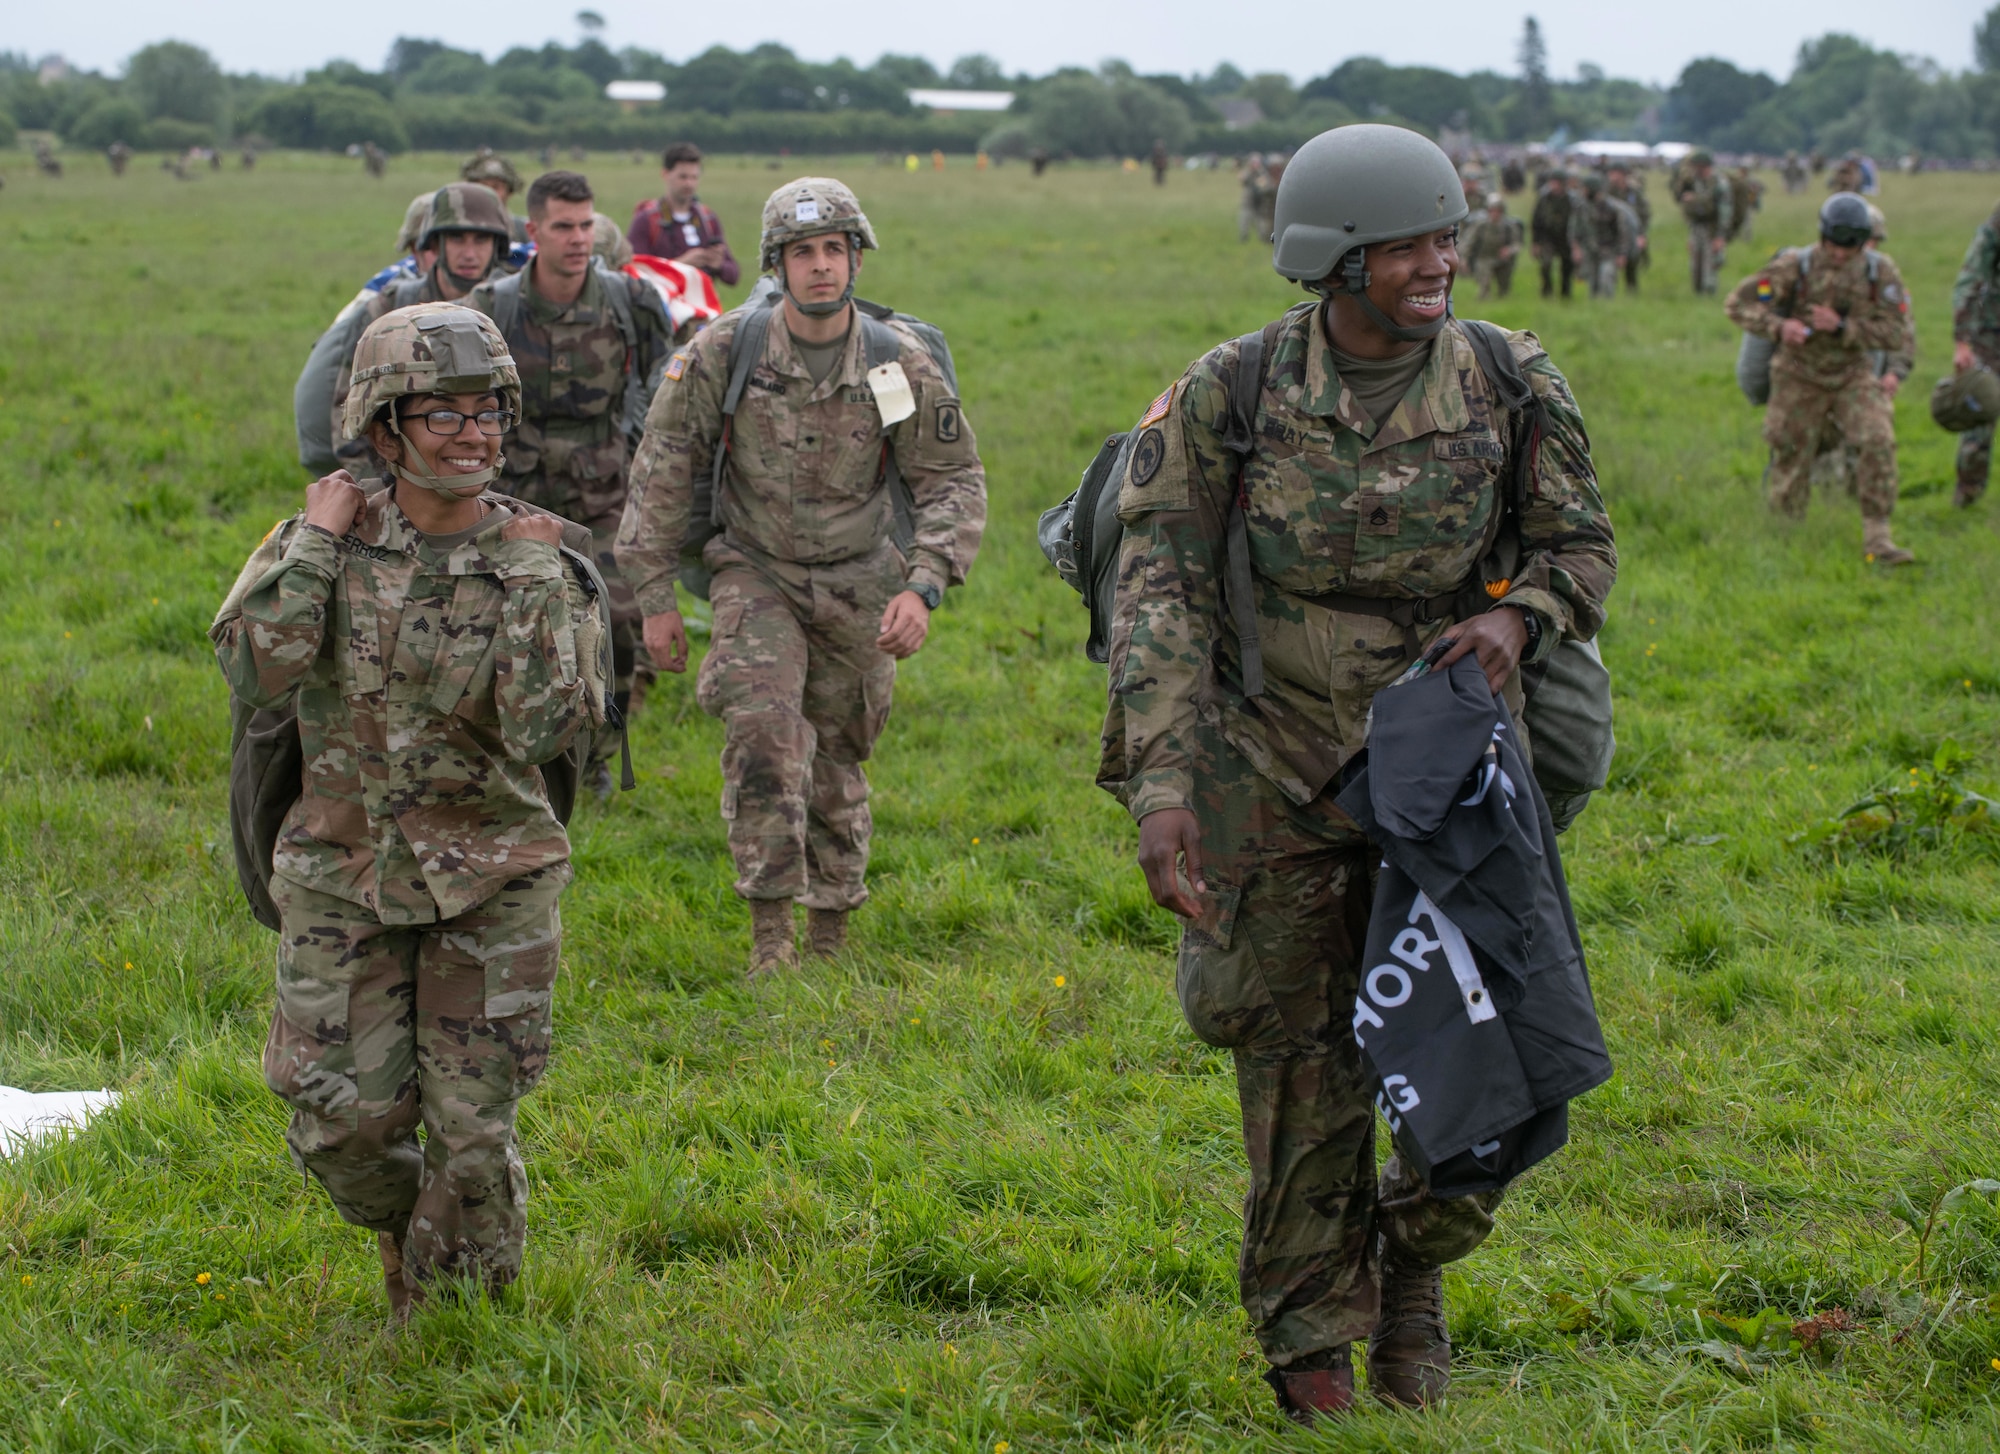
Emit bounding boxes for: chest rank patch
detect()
[1131,427,1166,486]
[934,401,961,443]
[1357,495,1401,535]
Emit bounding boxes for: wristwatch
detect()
[908,581,942,611]
[1503,601,1543,657]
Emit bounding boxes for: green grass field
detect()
[1,147,1998,1451]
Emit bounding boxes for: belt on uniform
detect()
[1292,588,1471,660]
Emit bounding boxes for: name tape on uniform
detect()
[866,361,916,426]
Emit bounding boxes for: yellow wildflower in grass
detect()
[971,837,981,846]
[1992,1357,2000,1372]
[124,961,133,970]
[995,1443,1010,1453]
[1053,975,1066,987]
[19,1275,32,1287]
[195,1272,211,1286]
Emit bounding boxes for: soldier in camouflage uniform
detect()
[1604,162,1649,290]
[1104,125,1615,1423]
[466,171,683,789]
[1462,195,1522,299]
[1726,192,1916,563]
[460,151,531,246]
[1811,204,1912,497]
[213,304,604,1318]
[617,177,988,973]
[1578,175,1638,298]
[1530,169,1579,298]
[1949,199,2000,506]
[295,183,514,477]
[1678,151,1733,294]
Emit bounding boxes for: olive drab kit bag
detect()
[1038,313,1616,831]
[214,506,624,931]
[677,288,959,601]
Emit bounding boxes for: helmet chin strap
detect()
[387,414,503,498]
[1314,249,1451,344]
[782,237,858,318]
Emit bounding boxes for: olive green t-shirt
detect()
[1327,338,1436,427]
[790,324,852,387]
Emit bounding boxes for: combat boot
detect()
[1262,1345,1354,1425]
[378,1230,418,1324]
[1954,479,1984,509]
[1861,516,1914,566]
[805,908,848,959]
[748,899,797,977]
[1366,1245,1451,1408]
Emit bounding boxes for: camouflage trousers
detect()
[1957,344,1998,504]
[1174,725,1501,1365]
[1687,223,1724,293]
[695,541,901,910]
[500,470,654,755]
[1585,254,1620,298]
[1764,368,1897,520]
[1471,257,1515,299]
[263,864,568,1291]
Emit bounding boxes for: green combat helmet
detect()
[1270,123,1467,342]
[1931,368,2000,433]
[459,151,525,195]
[342,303,520,495]
[591,210,633,269]
[759,176,879,316]
[422,182,515,291]
[396,191,434,255]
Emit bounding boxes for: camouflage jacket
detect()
[1724,244,1913,387]
[1582,196,1639,258]
[465,262,680,510]
[1463,214,1523,266]
[1530,189,1575,250]
[618,305,988,617]
[1678,174,1733,230]
[1611,177,1651,232]
[212,493,601,925]
[1101,310,1617,822]
[1952,207,2000,351]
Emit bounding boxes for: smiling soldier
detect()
[616,177,987,973]
[1100,125,1616,1421]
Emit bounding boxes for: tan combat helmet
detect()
[396,191,435,255]
[759,176,878,272]
[592,211,633,269]
[342,303,520,495]
[459,151,525,196]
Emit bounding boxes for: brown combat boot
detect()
[1367,1246,1451,1408]
[1263,1345,1354,1426]
[1861,516,1914,566]
[378,1230,418,1324]
[805,908,848,959]
[748,899,797,977]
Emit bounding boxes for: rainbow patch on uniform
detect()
[1139,385,1174,428]
[1755,278,1775,301]
[665,352,689,382]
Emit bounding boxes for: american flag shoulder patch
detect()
[1139,384,1175,428]
[665,352,690,382]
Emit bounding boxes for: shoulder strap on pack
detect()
[487,269,525,342]
[1220,318,1281,698]
[1458,319,1544,523]
[708,297,781,525]
[592,260,638,353]
[857,313,918,553]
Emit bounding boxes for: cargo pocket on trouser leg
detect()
[265,880,366,1131]
[1175,882,1284,1049]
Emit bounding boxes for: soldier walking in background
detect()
[214,305,603,1319]
[628,143,741,285]
[459,152,532,246]
[467,171,683,793]
[1726,193,1916,563]
[1678,150,1732,294]
[1106,124,1615,1424]
[1579,175,1638,298]
[617,178,987,974]
[106,141,131,176]
[1950,198,2000,507]
[1531,170,1577,298]
[1239,154,1271,242]
[1463,195,1522,299]
[1152,138,1170,186]
[1783,151,1807,194]
[1604,162,1649,291]
[1811,203,1912,497]
[1727,165,1763,246]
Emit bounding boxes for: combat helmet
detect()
[759,176,877,316]
[1270,123,1467,343]
[1931,368,2000,433]
[591,210,633,269]
[396,191,434,255]
[459,151,525,195]
[1820,192,1872,248]
[341,303,520,495]
[421,181,514,252]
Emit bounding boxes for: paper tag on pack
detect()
[866,361,916,426]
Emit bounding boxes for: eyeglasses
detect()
[400,408,515,436]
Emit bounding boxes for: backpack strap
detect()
[858,314,919,555]
[487,269,524,342]
[709,295,781,526]
[1218,319,1281,698]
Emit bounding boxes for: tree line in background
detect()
[3,8,1999,161]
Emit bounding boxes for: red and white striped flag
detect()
[624,253,724,332]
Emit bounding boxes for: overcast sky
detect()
[8,0,1984,86]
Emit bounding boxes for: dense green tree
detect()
[1669,58,1778,142]
[126,41,221,124]
[945,54,1005,90]
[68,96,146,148]
[1978,3,2000,72]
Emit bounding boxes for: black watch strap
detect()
[909,581,942,611]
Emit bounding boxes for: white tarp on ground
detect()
[0,1087,118,1158]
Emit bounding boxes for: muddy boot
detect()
[1263,1345,1354,1426]
[1954,479,1984,509]
[1367,1246,1451,1408]
[805,908,848,959]
[377,1230,418,1324]
[1862,516,1914,566]
[748,899,797,977]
